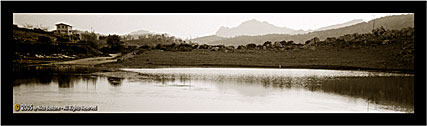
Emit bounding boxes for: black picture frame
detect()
[2,1,426,125]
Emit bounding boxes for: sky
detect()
[13,13,409,39]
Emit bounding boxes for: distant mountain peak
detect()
[216,19,298,37]
[246,19,261,22]
[239,19,263,25]
[239,19,273,26]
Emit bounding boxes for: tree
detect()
[37,24,49,31]
[81,32,97,42]
[22,24,34,29]
[237,45,246,50]
[106,35,122,51]
[246,43,257,49]
[263,41,272,47]
[22,24,49,31]
[38,36,52,44]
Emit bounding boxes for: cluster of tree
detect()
[134,39,303,53]
[97,34,126,53]
[137,43,232,52]
[134,27,414,58]
[122,33,186,47]
[106,35,123,50]
[303,27,414,65]
[13,24,52,35]
[304,27,414,48]
[237,40,303,51]
[14,24,49,32]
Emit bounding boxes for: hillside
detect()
[192,35,226,44]
[101,26,414,73]
[208,14,414,46]
[12,25,117,64]
[315,19,364,31]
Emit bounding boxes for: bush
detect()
[140,45,151,50]
[106,35,123,52]
[246,43,257,49]
[38,36,51,44]
[237,45,246,50]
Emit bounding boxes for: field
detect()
[98,43,413,73]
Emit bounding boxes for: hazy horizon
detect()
[13,13,409,39]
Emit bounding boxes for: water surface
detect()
[13,67,414,113]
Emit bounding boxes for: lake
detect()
[13,66,414,113]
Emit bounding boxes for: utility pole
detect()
[372,15,376,31]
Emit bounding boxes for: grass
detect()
[99,44,413,73]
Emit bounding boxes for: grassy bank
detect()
[98,43,414,73]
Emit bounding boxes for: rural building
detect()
[54,23,100,42]
[55,23,73,35]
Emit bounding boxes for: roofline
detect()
[55,23,72,26]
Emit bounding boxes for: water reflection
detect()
[13,66,414,113]
[128,68,414,112]
[14,65,99,88]
[318,76,414,110]
[57,75,72,88]
[107,77,124,86]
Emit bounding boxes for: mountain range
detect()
[193,18,365,44]
[215,18,365,38]
[125,14,413,46]
[205,14,414,46]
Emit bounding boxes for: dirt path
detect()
[50,53,120,65]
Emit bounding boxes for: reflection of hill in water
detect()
[318,76,414,111]
[14,74,99,88]
[13,65,99,87]
[136,72,413,112]
[13,66,414,112]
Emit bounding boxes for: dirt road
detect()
[51,53,120,65]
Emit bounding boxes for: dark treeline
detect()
[13,25,134,61]
[123,33,186,46]
[135,27,414,54]
[128,27,414,70]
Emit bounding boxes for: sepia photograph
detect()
[12,13,415,113]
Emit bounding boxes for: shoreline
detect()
[14,47,415,74]
[97,63,414,74]
[13,59,415,74]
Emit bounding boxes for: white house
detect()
[55,23,73,35]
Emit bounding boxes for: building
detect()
[53,23,101,43]
[55,23,72,35]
